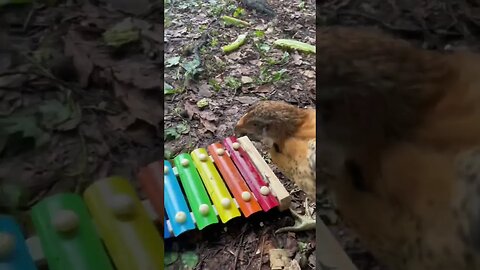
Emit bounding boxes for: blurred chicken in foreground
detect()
[237,26,480,270]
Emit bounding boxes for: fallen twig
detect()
[258,234,266,270]
[233,233,245,269]
[22,5,36,32]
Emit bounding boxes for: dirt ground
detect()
[1,0,480,269]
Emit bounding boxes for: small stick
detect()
[233,232,245,269]
[22,6,36,33]
[258,234,266,270]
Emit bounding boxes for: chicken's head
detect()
[235,101,306,147]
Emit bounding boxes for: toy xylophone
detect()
[0,136,290,269]
[161,136,291,238]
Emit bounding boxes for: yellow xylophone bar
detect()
[83,176,164,270]
[191,148,242,223]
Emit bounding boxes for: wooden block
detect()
[237,136,291,211]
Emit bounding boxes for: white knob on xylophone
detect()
[52,210,79,233]
[221,198,231,209]
[175,211,187,223]
[232,142,241,150]
[164,166,169,174]
[216,148,225,156]
[260,186,271,196]
[180,159,189,167]
[0,232,15,258]
[199,204,210,216]
[198,153,208,162]
[241,191,251,201]
[110,195,135,216]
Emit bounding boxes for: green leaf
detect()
[196,98,209,108]
[210,37,219,47]
[233,7,245,18]
[56,98,82,131]
[182,58,201,74]
[176,122,190,134]
[164,251,179,265]
[280,51,290,63]
[208,79,221,92]
[39,100,72,129]
[164,148,174,160]
[259,43,270,53]
[0,115,50,156]
[254,30,265,38]
[164,82,177,95]
[103,18,140,48]
[182,58,202,81]
[164,127,180,141]
[273,69,287,82]
[225,76,241,90]
[165,56,181,67]
[181,251,199,269]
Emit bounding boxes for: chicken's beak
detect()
[234,124,246,137]
[234,117,246,137]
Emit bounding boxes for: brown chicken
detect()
[237,26,480,270]
[235,101,317,232]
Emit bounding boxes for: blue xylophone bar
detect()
[164,160,196,236]
[0,215,37,270]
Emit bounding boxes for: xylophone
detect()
[0,136,290,269]
[161,136,291,238]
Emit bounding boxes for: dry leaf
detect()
[241,76,254,84]
[199,118,216,133]
[64,29,95,88]
[197,83,212,97]
[107,112,136,130]
[112,61,162,90]
[184,101,200,120]
[113,81,162,127]
[303,70,315,78]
